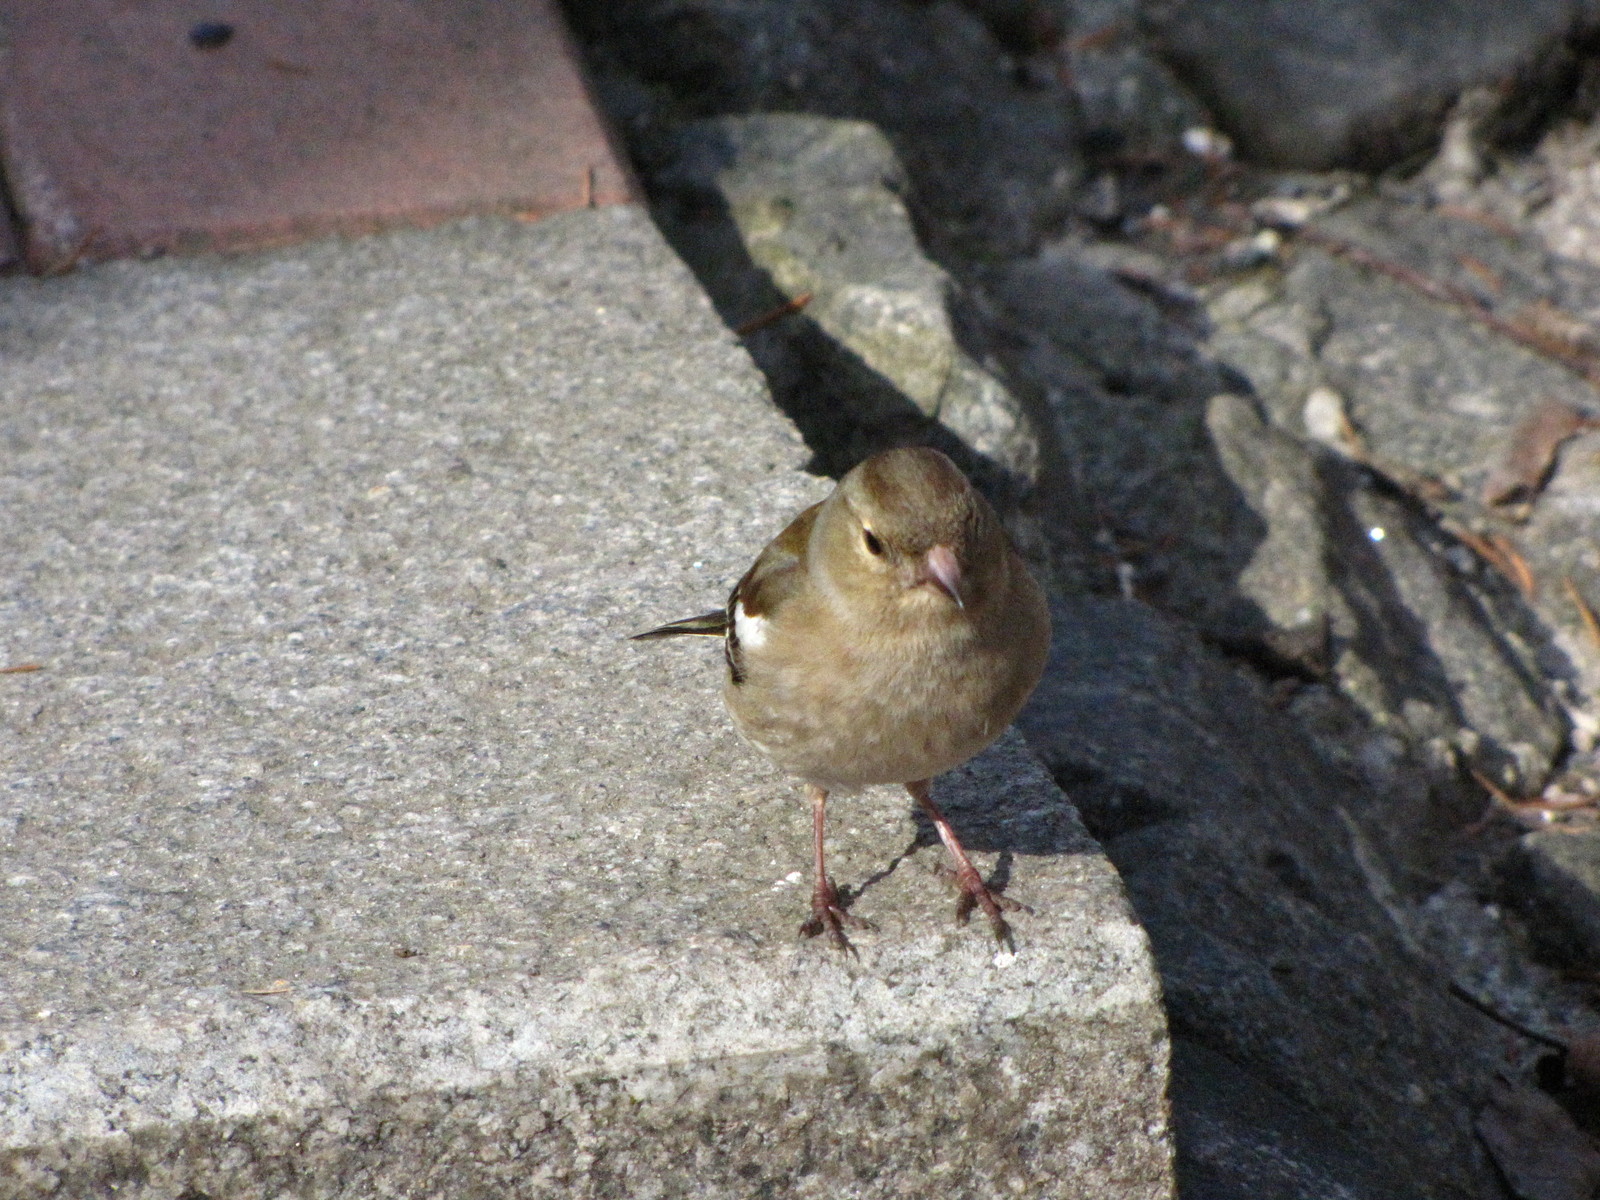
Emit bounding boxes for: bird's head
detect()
[815,447,1005,619]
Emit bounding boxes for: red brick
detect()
[0,0,639,272]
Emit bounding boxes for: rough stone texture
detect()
[0,0,637,272]
[984,240,1568,793]
[993,251,1230,412]
[1201,392,1330,643]
[1298,201,1600,704]
[651,116,1038,481]
[1292,206,1599,497]
[1139,0,1586,170]
[566,0,1082,263]
[1529,116,1600,269]
[1066,0,1210,162]
[1169,1039,1413,1200]
[1342,483,1566,790]
[0,210,1172,1196]
[1202,203,1587,791]
[1017,594,1512,1200]
[1506,829,1600,966]
[983,249,1251,603]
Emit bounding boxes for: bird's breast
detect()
[723,604,1042,789]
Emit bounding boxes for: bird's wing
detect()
[724,501,822,684]
[731,501,820,621]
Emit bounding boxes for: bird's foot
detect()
[799,877,874,953]
[941,863,1032,950]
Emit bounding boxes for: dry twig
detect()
[1566,577,1600,652]
[1455,253,1505,296]
[1488,532,1537,600]
[1448,980,1566,1048]
[734,292,813,336]
[1434,204,1521,239]
[1441,522,1537,599]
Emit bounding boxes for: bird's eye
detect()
[862,528,884,556]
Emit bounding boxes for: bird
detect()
[633,446,1051,950]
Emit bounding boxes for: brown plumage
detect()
[635,446,1051,949]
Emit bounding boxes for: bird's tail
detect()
[630,610,728,640]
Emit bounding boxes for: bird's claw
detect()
[799,878,874,953]
[942,864,1031,949]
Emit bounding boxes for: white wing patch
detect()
[733,600,770,650]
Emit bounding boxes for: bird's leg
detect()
[798,784,872,951]
[907,778,1030,948]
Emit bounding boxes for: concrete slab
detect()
[0,209,1171,1196]
[0,0,636,272]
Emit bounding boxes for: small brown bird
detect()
[635,447,1051,949]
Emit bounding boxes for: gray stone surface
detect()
[654,115,1041,487]
[1140,0,1585,170]
[1203,202,1588,790]
[1168,1038,1411,1200]
[983,249,1252,603]
[0,211,1172,1195]
[985,239,1568,793]
[1292,207,1598,496]
[1018,594,1513,1200]
[1066,0,1210,164]
[1506,829,1600,966]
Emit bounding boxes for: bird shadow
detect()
[844,834,1025,921]
[848,837,921,902]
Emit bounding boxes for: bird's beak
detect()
[921,544,964,608]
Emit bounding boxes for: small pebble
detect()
[1219,229,1281,270]
[1251,183,1351,229]
[1181,126,1232,160]
[1303,386,1352,447]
